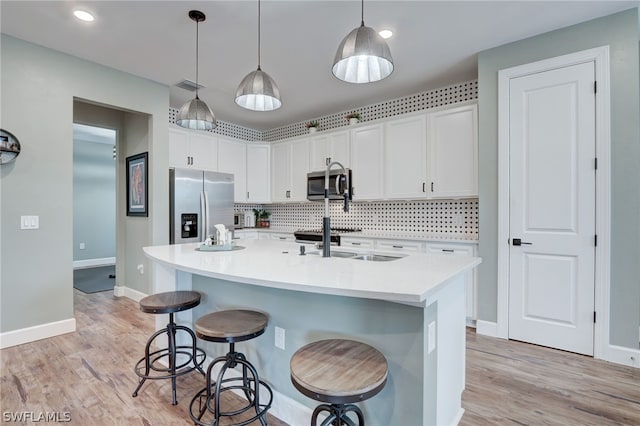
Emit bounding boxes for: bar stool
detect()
[189,309,273,426]
[132,290,206,405]
[290,339,388,426]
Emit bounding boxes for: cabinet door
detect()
[246,144,271,203]
[350,124,383,200]
[310,130,350,171]
[384,115,428,199]
[271,142,291,202]
[218,137,247,202]
[376,239,424,254]
[290,138,310,202]
[426,242,477,319]
[189,132,218,171]
[169,127,191,168]
[427,104,478,198]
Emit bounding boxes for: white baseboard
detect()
[114,285,147,302]
[451,408,465,426]
[475,320,499,338]
[466,318,477,328]
[0,318,76,349]
[603,344,640,368]
[73,257,116,269]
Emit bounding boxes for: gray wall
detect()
[477,9,640,348]
[73,139,116,262]
[0,35,169,333]
[192,275,435,426]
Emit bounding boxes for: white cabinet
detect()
[169,127,218,171]
[376,239,425,254]
[383,114,428,199]
[271,137,310,202]
[269,232,295,242]
[339,237,375,249]
[246,144,271,203]
[309,130,350,171]
[217,137,247,202]
[427,104,478,198]
[426,242,477,320]
[350,124,384,200]
[234,229,259,240]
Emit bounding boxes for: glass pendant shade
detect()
[332,24,394,84]
[235,67,282,111]
[176,96,217,130]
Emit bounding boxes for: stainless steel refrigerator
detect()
[169,168,234,244]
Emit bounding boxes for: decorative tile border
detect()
[170,80,478,142]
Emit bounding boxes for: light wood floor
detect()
[2,290,639,425]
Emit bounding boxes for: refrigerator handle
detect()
[200,191,208,243]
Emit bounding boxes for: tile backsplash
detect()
[236,199,478,236]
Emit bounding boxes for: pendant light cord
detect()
[195,17,200,98]
[361,0,364,26]
[257,0,261,69]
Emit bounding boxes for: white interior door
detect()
[508,61,596,355]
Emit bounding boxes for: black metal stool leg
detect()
[167,313,178,405]
[132,325,169,397]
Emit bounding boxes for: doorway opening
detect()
[72,123,117,294]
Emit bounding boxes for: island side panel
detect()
[192,275,429,426]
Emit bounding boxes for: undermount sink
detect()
[306,250,403,261]
[307,250,358,258]
[351,254,403,262]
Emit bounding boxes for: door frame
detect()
[496,46,611,360]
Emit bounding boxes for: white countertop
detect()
[144,239,481,306]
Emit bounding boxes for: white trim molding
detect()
[73,257,116,269]
[0,318,76,349]
[113,285,147,302]
[475,320,499,338]
[496,46,612,359]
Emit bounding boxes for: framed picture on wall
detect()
[126,152,148,217]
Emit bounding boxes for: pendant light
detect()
[332,0,394,84]
[177,10,217,130]
[235,0,282,111]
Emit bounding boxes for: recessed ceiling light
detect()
[73,10,95,22]
[379,30,393,39]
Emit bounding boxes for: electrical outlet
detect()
[427,321,436,354]
[79,242,85,250]
[274,326,285,350]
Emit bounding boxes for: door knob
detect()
[512,238,533,246]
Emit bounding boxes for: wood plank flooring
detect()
[2,290,639,425]
[0,290,287,425]
[461,329,640,425]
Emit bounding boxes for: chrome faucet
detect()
[323,161,350,257]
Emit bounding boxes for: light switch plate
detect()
[20,215,39,229]
[274,326,285,350]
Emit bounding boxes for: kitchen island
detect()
[144,239,481,426]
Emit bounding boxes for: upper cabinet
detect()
[350,124,384,200]
[217,137,247,202]
[246,144,271,203]
[218,138,271,203]
[309,130,350,171]
[383,115,428,199]
[426,104,478,198]
[169,126,218,171]
[272,137,310,203]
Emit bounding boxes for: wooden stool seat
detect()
[291,339,388,404]
[195,309,268,342]
[139,290,201,314]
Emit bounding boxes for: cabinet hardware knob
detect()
[431,182,434,192]
[392,245,403,249]
[442,249,455,253]
[422,182,426,192]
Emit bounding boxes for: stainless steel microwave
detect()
[307,169,352,201]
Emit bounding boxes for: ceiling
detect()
[2,1,638,131]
